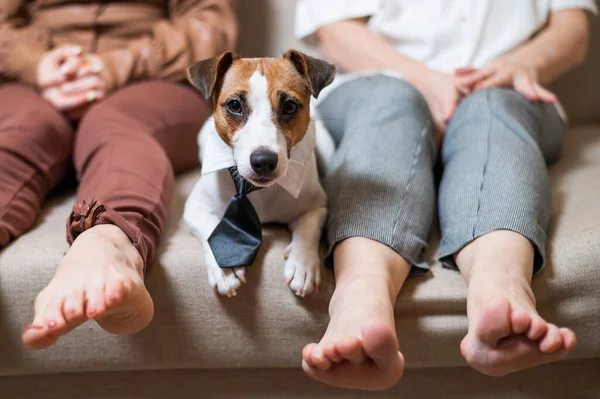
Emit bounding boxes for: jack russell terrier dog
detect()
[183,50,337,297]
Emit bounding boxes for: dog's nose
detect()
[250,150,278,176]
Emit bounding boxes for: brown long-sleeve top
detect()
[0,0,237,90]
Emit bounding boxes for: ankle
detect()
[328,272,398,319]
[455,232,535,283]
[80,224,127,241]
[333,238,411,294]
[76,224,144,276]
[465,263,532,287]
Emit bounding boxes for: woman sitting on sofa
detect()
[0,0,236,349]
[295,0,596,391]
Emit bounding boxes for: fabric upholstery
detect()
[0,1,599,397]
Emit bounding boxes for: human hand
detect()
[413,68,463,143]
[454,57,557,103]
[38,48,106,116]
[58,53,106,119]
[37,45,85,88]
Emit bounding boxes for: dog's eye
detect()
[282,100,298,116]
[226,99,243,114]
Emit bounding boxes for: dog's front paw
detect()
[206,258,247,297]
[284,245,321,297]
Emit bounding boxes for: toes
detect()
[283,247,321,297]
[42,298,68,334]
[460,334,471,361]
[302,343,318,367]
[22,325,57,349]
[85,287,107,319]
[301,270,314,296]
[527,317,548,341]
[234,267,247,284]
[283,260,295,287]
[62,290,86,325]
[462,319,576,377]
[105,278,136,309]
[539,324,563,353]
[207,262,243,297]
[302,268,320,297]
[289,267,307,296]
[94,277,155,336]
[206,257,243,296]
[310,345,332,370]
[305,340,349,370]
[470,335,546,377]
[510,310,531,335]
[284,245,292,260]
[336,336,368,365]
[473,298,512,346]
[361,320,400,366]
[22,324,44,340]
[323,342,343,363]
[23,294,65,349]
[559,328,577,351]
[105,280,127,309]
[285,256,319,297]
[537,324,575,354]
[214,269,242,297]
[31,292,49,327]
[224,271,242,297]
[302,335,404,391]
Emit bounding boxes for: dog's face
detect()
[187,50,336,187]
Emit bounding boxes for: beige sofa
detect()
[1,1,600,397]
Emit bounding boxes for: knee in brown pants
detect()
[0,84,73,247]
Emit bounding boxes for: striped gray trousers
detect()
[319,75,565,273]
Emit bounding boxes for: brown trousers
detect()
[0,81,210,267]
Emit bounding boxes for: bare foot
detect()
[301,275,404,391]
[461,271,577,376]
[22,224,154,349]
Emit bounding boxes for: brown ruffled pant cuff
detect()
[66,200,150,270]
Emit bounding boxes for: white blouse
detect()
[295,0,597,108]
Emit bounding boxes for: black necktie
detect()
[208,167,262,268]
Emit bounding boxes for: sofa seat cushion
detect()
[1,126,599,376]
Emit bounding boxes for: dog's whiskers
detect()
[288,159,319,181]
[230,168,244,190]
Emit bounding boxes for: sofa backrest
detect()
[237,0,600,124]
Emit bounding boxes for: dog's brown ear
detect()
[186,51,238,101]
[284,49,337,99]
